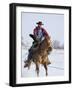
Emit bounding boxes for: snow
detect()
[21,49,64,77]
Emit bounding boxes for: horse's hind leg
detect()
[44,64,48,76]
[36,63,39,77]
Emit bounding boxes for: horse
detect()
[24,36,52,76]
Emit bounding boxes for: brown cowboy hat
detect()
[36,21,44,25]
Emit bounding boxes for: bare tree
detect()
[53,40,60,49]
[52,40,64,49]
[21,36,30,49]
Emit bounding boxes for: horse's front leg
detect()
[44,64,48,76]
[36,63,39,77]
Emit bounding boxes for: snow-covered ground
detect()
[21,48,64,77]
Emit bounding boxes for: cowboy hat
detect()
[36,21,44,25]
